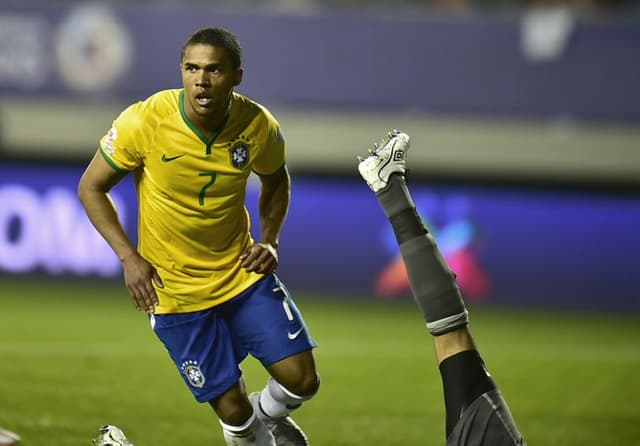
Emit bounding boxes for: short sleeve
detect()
[99,102,149,172]
[252,112,286,176]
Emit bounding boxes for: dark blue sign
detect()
[1,163,639,311]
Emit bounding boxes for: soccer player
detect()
[357,130,526,446]
[78,27,319,446]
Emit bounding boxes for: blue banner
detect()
[1,162,638,311]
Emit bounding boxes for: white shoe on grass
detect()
[0,427,20,446]
[91,425,133,446]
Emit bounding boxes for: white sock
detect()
[220,411,276,446]
[256,378,308,420]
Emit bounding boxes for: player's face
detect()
[181,44,242,127]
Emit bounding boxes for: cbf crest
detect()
[181,360,205,388]
[229,136,250,169]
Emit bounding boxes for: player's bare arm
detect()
[240,164,290,274]
[78,151,162,313]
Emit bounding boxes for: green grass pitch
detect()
[0,278,639,445]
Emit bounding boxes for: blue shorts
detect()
[150,274,317,403]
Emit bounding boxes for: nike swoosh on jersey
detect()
[287,327,304,340]
[161,153,186,162]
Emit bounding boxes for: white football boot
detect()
[91,425,134,446]
[249,393,309,446]
[0,427,20,446]
[357,129,410,193]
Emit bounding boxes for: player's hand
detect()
[239,242,279,274]
[121,252,163,314]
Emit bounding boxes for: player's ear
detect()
[233,68,243,86]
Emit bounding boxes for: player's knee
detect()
[299,371,321,397]
[212,398,253,426]
[268,350,320,398]
[221,406,253,427]
[283,371,320,398]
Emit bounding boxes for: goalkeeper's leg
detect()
[374,174,498,432]
[359,133,525,444]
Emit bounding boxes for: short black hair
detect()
[181,27,242,70]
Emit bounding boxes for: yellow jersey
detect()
[99,89,285,314]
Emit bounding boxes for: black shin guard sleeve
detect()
[389,208,427,244]
[439,350,497,437]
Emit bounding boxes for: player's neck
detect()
[186,101,231,140]
[198,113,228,139]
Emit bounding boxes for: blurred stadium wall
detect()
[1,1,639,310]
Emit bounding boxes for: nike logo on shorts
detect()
[287,327,304,340]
